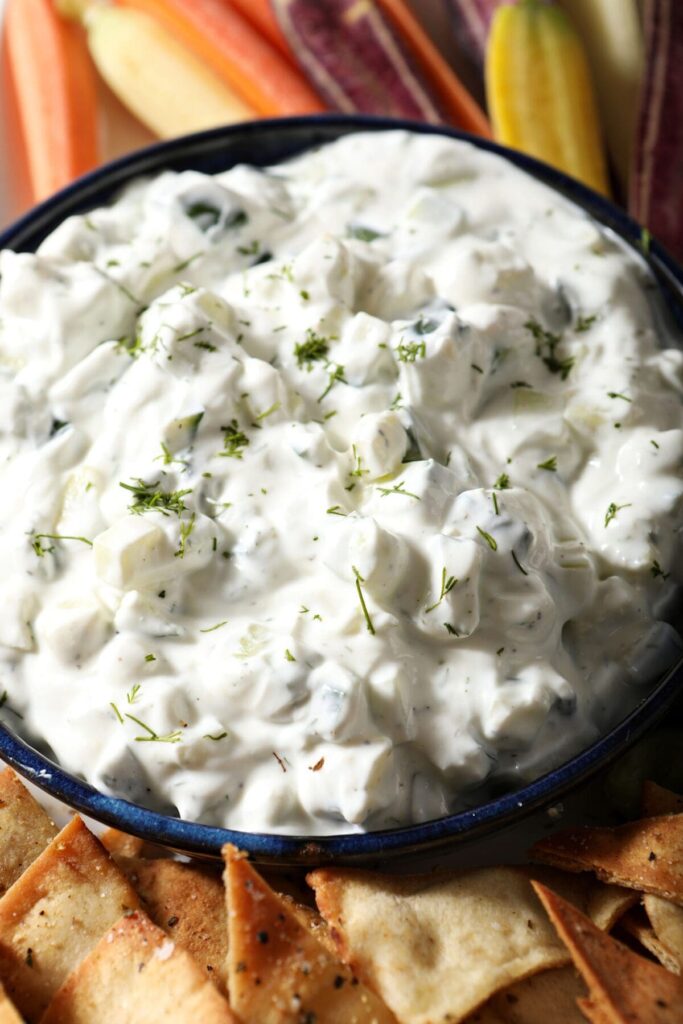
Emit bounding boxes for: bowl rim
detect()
[1,112,681,863]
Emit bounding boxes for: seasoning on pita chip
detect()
[40,910,237,1024]
[641,782,683,818]
[643,894,683,972]
[0,767,57,894]
[0,815,140,1021]
[224,845,396,1024]
[533,881,683,1024]
[307,865,613,1024]
[619,908,681,975]
[531,815,683,905]
[122,856,228,994]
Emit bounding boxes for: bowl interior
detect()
[1,114,682,864]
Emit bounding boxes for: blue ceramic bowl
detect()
[1,115,681,864]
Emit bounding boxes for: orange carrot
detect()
[376,0,490,136]
[5,0,99,203]
[226,0,293,59]
[115,0,325,116]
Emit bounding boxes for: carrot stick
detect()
[115,0,325,116]
[376,0,490,136]
[5,0,99,203]
[226,0,293,59]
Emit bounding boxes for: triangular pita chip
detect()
[641,782,683,818]
[224,845,396,1024]
[619,908,681,974]
[307,865,614,1024]
[41,910,236,1023]
[469,966,586,1023]
[0,768,57,894]
[122,856,228,994]
[644,894,683,972]
[531,815,683,904]
[0,816,140,1020]
[533,881,683,1024]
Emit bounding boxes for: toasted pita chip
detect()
[585,883,637,930]
[641,782,683,818]
[41,910,236,1023]
[122,857,228,994]
[0,815,140,1021]
[533,881,683,1024]
[0,768,57,894]
[100,828,145,860]
[643,894,683,972]
[531,816,683,904]
[224,845,396,1024]
[619,909,681,974]
[307,865,615,1024]
[474,966,586,1023]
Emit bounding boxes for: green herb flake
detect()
[347,224,383,242]
[443,622,459,636]
[125,713,183,744]
[525,318,574,380]
[200,621,228,633]
[294,329,329,369]
[318,363,346,403]
[604,501,632,527]
[396,340,426,363]
[575,314,597,333]
[218,420,249,459]
[607,392,632,403]
[284,649,296,662]
[120,479,192,517]
[353,566,376,636]
[650,560,670,580]
[476,526,498,551]
[126,684,141,705]
[174,513,196,559]
[537,456,557,472]
[511,550,528,575]
[110,701,124,724]
[144,654,156,663]
[377,481,420,501]
[204,731,228,741]
[426,567,458,613]
[494,473,510,490]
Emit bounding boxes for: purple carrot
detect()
[271,0,445,122]
[629,0,683,263]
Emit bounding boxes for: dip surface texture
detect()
[0,131,681,834]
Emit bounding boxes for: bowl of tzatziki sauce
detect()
[0,115,681,863]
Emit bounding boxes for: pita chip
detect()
[0,768,57,894]
[0,815,139,1021]
[641,782,683,818]
[619,909,681,974]
[531,815,683,904]
[0,983,21,1024]
[473,966,586,1024]
[307,865,610,1024]
[41,910,237,1023]
[224,845,396,1024]
[643,894,683,972]
[533,881,683,1024]
[99,829,145,860]
[123,856,228,994]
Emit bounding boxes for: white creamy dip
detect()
[0,131,681,835]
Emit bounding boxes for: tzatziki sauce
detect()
[0,131,681,835]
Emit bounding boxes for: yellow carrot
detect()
[485,0,610,196]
